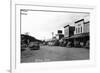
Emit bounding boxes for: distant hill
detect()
[21,34,42,43]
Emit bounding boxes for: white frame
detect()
[11,1,96,73]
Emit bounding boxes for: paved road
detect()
[21,46,89,63]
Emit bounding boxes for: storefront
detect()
[69,32,89,48]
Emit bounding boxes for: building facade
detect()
[73,17,90,48]
[62,16,90,48]
[55,30,64,40]
[64,25,75,38]
[74,19,84,34]
[74,18,89,35]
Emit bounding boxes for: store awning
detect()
[69,32,89,39]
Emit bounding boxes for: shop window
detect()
[78,28,80,33]
[76,28,77,34]
[81,26,82,33]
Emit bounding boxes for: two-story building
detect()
[64,25,75,37]
[74,19,89,35]
[70,17,90,48]
[56,30,64,40]
[74,19,84,34]
[62,25,75,47]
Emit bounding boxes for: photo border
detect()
[11,2,96,73]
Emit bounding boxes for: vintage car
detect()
[85,40,89,49]
[28,42,40,50]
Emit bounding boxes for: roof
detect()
[64,25,69,28]
[75,19,84,23]
[84,21,90,24]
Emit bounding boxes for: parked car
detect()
[74,41,81,47]
[54,40,59,46]
[85,40,89,49]
[28,42,40,50]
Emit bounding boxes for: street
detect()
[21,46,89,63]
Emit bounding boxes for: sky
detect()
[21,10,89,40]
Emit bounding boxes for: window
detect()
[76,28,77,34]
[81,26,82,33]
[78,28,80,33]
